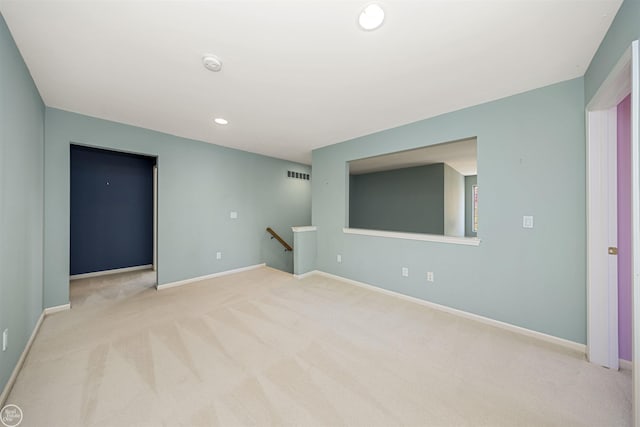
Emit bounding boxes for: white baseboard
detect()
[44,303,71,315]
[620,359,633,371]
[293,270,319,279]
[312,271,586,354]
[157,263,266,290]
[70,264,153,280]
[0,302,72,406]
[0,311,45,408]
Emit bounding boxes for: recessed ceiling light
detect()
[214,117,228,125]
[358,3,385,31]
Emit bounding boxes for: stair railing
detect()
[266,227,293,252]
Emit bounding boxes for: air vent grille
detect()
[287,171,310,180]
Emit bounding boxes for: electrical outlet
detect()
[523,215,534,229]
[337,254,342,263]
[2,329,7,352]
[402,267,409,277]
[427,272,434,282]
[216,252,222,260]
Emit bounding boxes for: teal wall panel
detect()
[443,164,465,237]
[293,230,317,276]
[0,13,45,395]
[312,78,586,343]
[349,164,445,234]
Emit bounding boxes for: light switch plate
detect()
[216,252,222,260]
[2,329,7,352]
[402,267,409,277]
[230,211,238,219]
[523,215,534,229]
[337,254,342,263]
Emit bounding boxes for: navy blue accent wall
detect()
[70,145,155,275]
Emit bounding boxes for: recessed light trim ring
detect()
[358,3,385,31]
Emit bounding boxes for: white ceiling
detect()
[349,137,477,176]
[0,0,621,165]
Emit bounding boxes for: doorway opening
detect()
[618,94,633,369]
[586,40,639,424]
[69,145,158,306]
[586,46,631,370]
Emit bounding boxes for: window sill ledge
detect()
[343,228,481,246]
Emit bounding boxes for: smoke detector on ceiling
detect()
[202,55,222,72]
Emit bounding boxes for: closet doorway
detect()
[69,145,157,305]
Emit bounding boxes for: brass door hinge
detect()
[608,247,618,255]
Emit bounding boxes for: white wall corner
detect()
[43,303,71,315]
[0,311,45,407]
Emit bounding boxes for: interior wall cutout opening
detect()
[70,145,157,276]
[348,137,478,238]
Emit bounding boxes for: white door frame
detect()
[153,165,158,272]
[631,40,640,427]
[586,40,639,425]
[586,102,620,370]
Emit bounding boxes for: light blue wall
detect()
[349,164,445,234]
[584,0,640,104]
[44,108,311,307]
[443,164,465,237]
[293,230,317,276]
[0,14,44,395]
[312,78,586,343]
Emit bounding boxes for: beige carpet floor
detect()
[6,267,632,426]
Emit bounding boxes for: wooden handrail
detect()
[266,227,293,251]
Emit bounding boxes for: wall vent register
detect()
[287,171,310,180]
